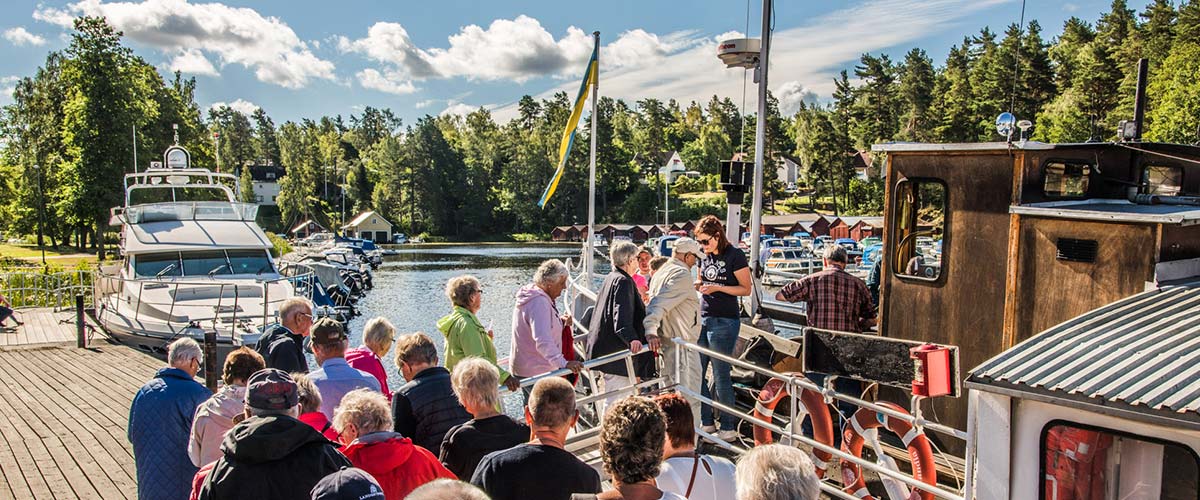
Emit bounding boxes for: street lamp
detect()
[32,164,46,269]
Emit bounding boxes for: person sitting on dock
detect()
[129,337,212,500]
[294,372,341,443]
[188,347,265,467]
[440,358,531,480]
[345,316,396,400]
[255,297,314,373]
[334,389,456,498]
[643,238,705,422]
[392,332,471,457]
[0,292,22,328]
[652,393,736,500]
[438,275,520,392]
[511,259,585,393]
[309,318,382,420]
[470,377,601,500]
[197,369,352,500]
[734,444,820,500]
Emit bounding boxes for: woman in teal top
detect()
[437,275,521,391]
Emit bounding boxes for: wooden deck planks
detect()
[1,308,77,347]
[0,342,166,499]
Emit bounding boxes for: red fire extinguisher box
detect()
[911,344,954,398]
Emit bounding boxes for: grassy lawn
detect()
[0,244,98,268]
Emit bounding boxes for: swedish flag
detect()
[537,44,598,208]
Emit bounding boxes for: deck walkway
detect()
[0,308,163,499]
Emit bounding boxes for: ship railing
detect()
[673,337,970,500]
[92,263,317,344]
[0,268,95,310]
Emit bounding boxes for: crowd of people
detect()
[126,213,881,500]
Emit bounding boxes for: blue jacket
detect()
[128,367,211,500]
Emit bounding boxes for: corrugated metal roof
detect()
[968,281,1200,424]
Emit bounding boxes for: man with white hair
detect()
[735,444,821,500]
[128,337,212,500]
[198,369,351,500]
[643,237,706,421]
[256,297,314,373]
[511,259,585,383]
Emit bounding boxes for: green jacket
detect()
[436,306,511,382]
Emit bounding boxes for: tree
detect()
[1145,42,1200,142]
[896,48,936,141]
[1179,0,1200,44]
[209,105,255,172]
[850,53,900,147]
[252,108,281,165]
[239,164,256,203]
[932,41,977,142]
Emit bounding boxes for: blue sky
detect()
[0,0,1150,125]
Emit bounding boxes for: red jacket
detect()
[299,411,341,443]
[341,432,456,499]
[345,346,392,400]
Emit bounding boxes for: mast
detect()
[748,0,771,317]
[586,31,600,287]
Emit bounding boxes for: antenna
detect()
[1008,0,1027,114]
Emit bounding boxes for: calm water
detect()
[338,243,584,414]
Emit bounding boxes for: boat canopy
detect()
[122,219,273,254]
[967,279,1200,430]
[1011,199,1200,226]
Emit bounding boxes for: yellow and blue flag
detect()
[537,44,598,208]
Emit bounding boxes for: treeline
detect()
[4,2,1200,247]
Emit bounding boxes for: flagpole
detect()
[586,31,599,287]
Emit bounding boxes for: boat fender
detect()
[839,402,937,500]
[751,375,835,478]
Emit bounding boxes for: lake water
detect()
[338,243,586,415]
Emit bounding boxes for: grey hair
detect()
[446,275,481,309]
[291,372,322,414]
[451,357,501,412]
[406,479,490,500]
[534,259,569,287]
[610,241,639,269]
[735,444,821,500]
[362,317,396,352]
[167,337,202,368]
[248,405,299,418]
[278,297,312,323]
[822,244,849,264]
[332,388,392,435]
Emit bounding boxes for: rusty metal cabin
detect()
[872,140,1200,435]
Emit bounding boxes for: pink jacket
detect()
[509,285,568,378]
[345,346,392,400]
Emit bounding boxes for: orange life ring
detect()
[752,375,835,478]
[839,401,937,500]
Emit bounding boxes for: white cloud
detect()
[1063,3,1079,13]
[776,81,819,115]
[4,27,47,46]
[1,76,20,105]
[209,98,259,116]
[440,101,480,117]
[356,68,417,95]
[168,48,217,76]
[34,0,336,89]
[415,99,437,109]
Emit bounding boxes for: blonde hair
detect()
[291,372,322,414]
[332,388,392,435]
[394,332,438,366]
[446,275,481,308]
[362,317,396,353]
[451,357,500,411]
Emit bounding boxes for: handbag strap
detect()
[684,454,701,498]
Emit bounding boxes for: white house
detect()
[247,165,285,206]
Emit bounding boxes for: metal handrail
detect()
[0,269,95,310]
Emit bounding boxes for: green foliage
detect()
[265,231,292,257]
[1145,42,1200,142]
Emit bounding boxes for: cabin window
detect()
[892,179,945,281]
[1040,421,1199,500]
[182,250,234,277]
[226,249,273,275]
[1143,165,1183,196]
[133,253,182,278]
[1044,161,1091,197]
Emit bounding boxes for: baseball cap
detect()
[245,368,299,411]
[310,317,347,346]
[672,238,705,259]
[311,467,385,500]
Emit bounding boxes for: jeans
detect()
[0,306,13,326]
[699,316,741,431]
[801,372,862,448]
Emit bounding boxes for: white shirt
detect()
[656,454,737,500]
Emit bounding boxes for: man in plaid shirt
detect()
[775,245,876,332]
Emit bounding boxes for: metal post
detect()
[203,330,218,390]
[75,294,85,348]
[747,0,772,317]
[586,31,600,287]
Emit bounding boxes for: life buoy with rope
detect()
[752,375,835,478]
[840,401,937,500]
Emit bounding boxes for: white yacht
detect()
[94,152,312,358]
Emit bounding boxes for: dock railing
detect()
[0,268,95,310]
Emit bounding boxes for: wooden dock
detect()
[0,308,163,499]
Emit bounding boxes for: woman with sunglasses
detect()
[693,215,752,442]
[438,275,521,392]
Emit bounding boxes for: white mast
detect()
[748,0,771,317]
[586,31,600,287]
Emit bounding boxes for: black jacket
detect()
[197,414,350,500]
[586,268,655,377]
[255,324,308,374]
[439,415,531,480]
[392,366,471,457]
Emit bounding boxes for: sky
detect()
[0,0,1153,126]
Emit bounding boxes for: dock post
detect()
[203,331,218,390]
[75,294,85,348]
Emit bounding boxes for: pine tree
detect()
[1049,17,1096,92]
[896,48,936,141]
[932,41,977,142]
[850,53,899,148]
[1145,41,1200,142]
[252,108,281,166]
[1179,0,1200,44]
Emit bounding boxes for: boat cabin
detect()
[873,140,1200,440]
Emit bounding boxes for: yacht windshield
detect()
[182,251,232,276]
[133,253,182,277]
[227,249,274,275]
[134,249,273,277]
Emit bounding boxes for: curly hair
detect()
[333,388,392,435]
[221,347,265,385]
[600,396,667,484]
[696,215,729,252]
